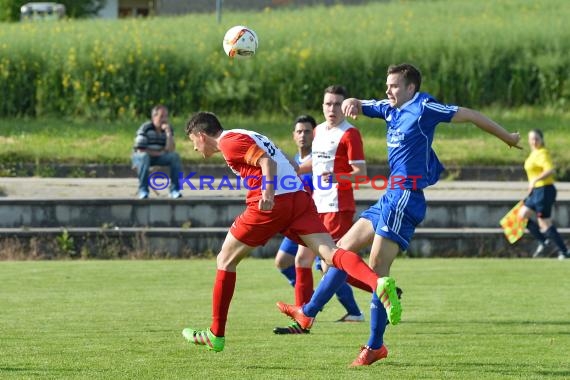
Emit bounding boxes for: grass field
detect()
[1,259,568,379]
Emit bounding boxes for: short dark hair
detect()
[387,63,422,92]
[151,104,168,117]
[294,114,317,129]
[185,111,224,136]
[324,85,348,99]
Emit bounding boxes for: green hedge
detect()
[0,0,569,119]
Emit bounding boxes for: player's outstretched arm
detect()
[341,98,363,119]
[451,107,522,149]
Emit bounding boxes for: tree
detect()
[58,0,107,18]
[0,0,107,22]
[0,0,21,22]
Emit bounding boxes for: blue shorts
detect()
[360,188,426,251]
[278,237,298,255]
[278,237,323,271]
[524,184,556,218]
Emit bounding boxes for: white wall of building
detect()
[98,0,118,18]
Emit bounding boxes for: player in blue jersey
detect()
[276,63,522,366]
[273,114,365,334]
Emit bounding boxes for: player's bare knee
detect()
[538,217,552,230]
[295,250,313,267]
[274,254,282,268]
[318,248,336,267]
[216,251,239,270]
[518,206,532,220]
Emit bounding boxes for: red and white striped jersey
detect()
[311,120,365,212]
[219,129,303,203]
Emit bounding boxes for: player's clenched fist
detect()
[259,198,274,211]
[341,98,361,119]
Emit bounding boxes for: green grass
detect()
[1,259,569,379]
[1,108,570,169]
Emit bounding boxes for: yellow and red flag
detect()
[499,201,528,244]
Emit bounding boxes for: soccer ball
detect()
[222,25,258,59]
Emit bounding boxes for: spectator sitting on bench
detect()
[132,104,182,199]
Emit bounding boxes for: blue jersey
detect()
[361,92,458,189]
[294,152,313,191]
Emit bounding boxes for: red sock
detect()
[331,248,377,292]
[346,274,373,293]
[295,267,314,306]
[210,269,236,337]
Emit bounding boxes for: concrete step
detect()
[1,197,568,229]
[1,227,568,259]
[0,163,531,181]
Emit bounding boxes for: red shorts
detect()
[230,191,328,247]
[319,211,355,241]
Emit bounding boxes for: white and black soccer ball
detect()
[222,25,258,59]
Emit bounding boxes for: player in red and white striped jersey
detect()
[181,111,389,354]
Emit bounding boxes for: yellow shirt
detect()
[524,147,555,188]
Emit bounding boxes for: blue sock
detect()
[335,282,361,316]
[303,267,347,317]
[280,265,296,287]
[366,293,387,350]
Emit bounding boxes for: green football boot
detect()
[376,277,402,325]
[182,327,225,352]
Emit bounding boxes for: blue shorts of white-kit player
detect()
[360,188,427,251]
[278,237,298,255]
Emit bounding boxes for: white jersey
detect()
[219,129,303,202]
[311,120,365,213]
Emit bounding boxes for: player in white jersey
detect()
[273,112,366,334]
[275,86,368,334]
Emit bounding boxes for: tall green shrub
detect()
[0,0,20,22]
[0,0,568,119]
